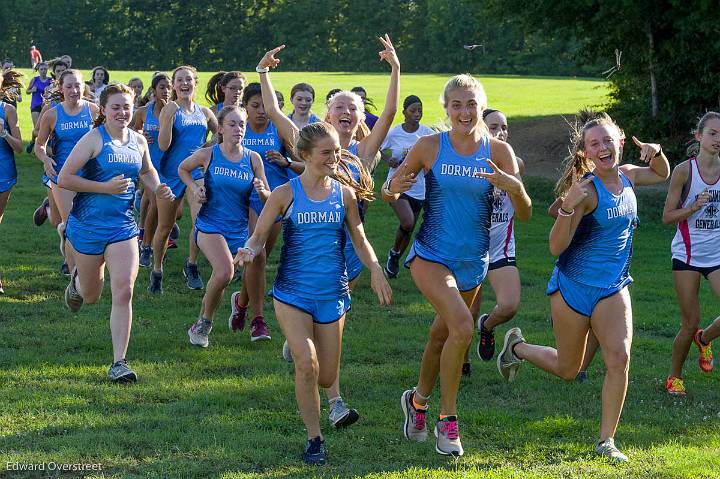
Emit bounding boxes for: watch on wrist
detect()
[255,65,269,74]
[0,129,8,138]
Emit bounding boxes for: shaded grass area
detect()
[1,153,719,478]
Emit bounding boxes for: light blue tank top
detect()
[160,103,207,180]
[143,102,163,170]
[242,120,288,190]
[557,172,638,288]
[53,101,93,176]
[196,145,254,236]
[70,126,142,228]
[0,102,16,184]
[415,132,494,261]
[275,177,348,299]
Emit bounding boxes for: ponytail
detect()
[0,69,23,102]
[205,71,226,105]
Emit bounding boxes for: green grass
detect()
[2,73,719,478]
[11,69,608,141]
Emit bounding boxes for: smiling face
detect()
[292,90,314,115]
[221,78,244,106]
[219,109,247,145]
[484,111,508,142]
[302,133,342,177]
[583,123,622,172]
[102,92,134,129]
[172,68,196,101]
[61,73,83,102]
[445,87,484,136]
[326,93,364,136]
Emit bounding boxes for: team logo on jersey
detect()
[336,298,345,316]
[705,204,718,218]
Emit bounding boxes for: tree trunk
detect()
[647,28,658,118]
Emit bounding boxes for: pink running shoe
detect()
[250,316,271,342]
[228,291,247,332]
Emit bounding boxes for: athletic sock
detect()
[412,391,429,411]
[439,414,457,421]
[328,396,341,406]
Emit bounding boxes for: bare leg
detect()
[670,270,701,378]
[105,239,140,362]
[197,232,234,320]
[152,195,183,272]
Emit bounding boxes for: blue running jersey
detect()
[556,172,638,289]
[243,120,288,190]
[160,103,207,187]
[196,145,254,240]
[0,102,16,192]
[414,132,494,262]
[143,102,163,170]
[70,126,143,228]
[52,101,93,183]
[274,177,348,299]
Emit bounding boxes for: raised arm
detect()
[548,177,594,256]
[157,100,179,151]
[358,34,400,165]
[343,186,392,305]
[620,136,670,186]
[477,140,532,221]
[257,45,300,147]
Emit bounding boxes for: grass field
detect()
[10,69,608,141]
[2,72,720,479]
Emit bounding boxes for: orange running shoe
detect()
[694,329,713,373]
[665,376,686,396]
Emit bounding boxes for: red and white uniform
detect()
[488,187,515,263]
[671,157,720,267]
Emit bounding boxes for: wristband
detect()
[382,178,394,196]
[654,146,663,159]
[0,129,7,139]
[255,65,269,74]
[558,206,574,217]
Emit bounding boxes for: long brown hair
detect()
[295,122,375,201]
[170,65,198,101]
[555,109,623,197]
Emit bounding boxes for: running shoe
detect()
[384,249,401,278]
[575,370,589,384]
[108,359,137,383]
[434,416,464,456]
[228,291,247,331]
[139,246,152,268]
[476,313,495,361]
[58,223,66,257]
[596,437,628,462]
[25,140,35,154]
[328,398,360,429]
[167,239,178,249]
[282,339,294,362]
[665,376,686,396]
[0,275,4,294]
[497,327,525,382]
[461,362,471,376]
[148,270,163,294]
[400,388,428,442]
[188,317,213,348]
[138,228,144,241]
[60,262,70,277]
[170,223,180,240]
[250,316,271,341]
[33,197,49,226]
[183,260,204,290]
[64,269,83,312]
[694,329,714,373]
[302,436,326,465]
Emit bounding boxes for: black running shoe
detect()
[302,436,327,465]
[461,362,471,376]
[183,260,204,290]
[25,140,35,154]
[60,262,70,277]
[148,270,163,294]
[169,223,180,240]
[385,249,401,278]
[476,314,496,361]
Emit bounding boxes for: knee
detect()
[680,315,700,333]
[398,221,414,234]
[446,319,474,347]
[83,290,102,305]
[318,371,336,389]
[112,282,134,305]
[294,353,319,383]
[213,265,234,286]
[604,348,630,374]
